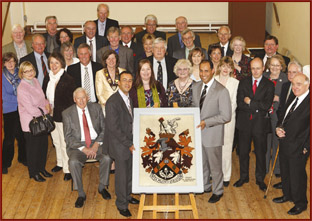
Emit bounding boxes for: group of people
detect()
[2,3,310,217]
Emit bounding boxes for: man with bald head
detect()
[167,16,201,57]
[234,58,274,191]
[273,73,310,215]
[208,26,233,57]
[94,3,119,37]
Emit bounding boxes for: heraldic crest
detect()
[141,117,195,184]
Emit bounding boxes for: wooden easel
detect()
[137,193,198,219]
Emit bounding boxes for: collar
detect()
[86,36,96,42]
[76,104,89,115]
[202,78,215,88]
[252,75,263,83]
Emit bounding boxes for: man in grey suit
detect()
[62,88,111,208]
[105,71,139,217]
[192,60,231,203]
[96,27,134,75]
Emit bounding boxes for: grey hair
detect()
[288,60,302,72]
[45,16,58,25]
[175,16,187,24]
[218,25,231,34]
[153,37,167,50]
[173,59,193,76]
[32,34,46,43]
[97,3,109,12]
[11,24,24,33]
[181,28,195,38]
[145,14,158,25]
[73,87,88,100]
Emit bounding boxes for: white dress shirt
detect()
[201,78,215,96]
[153,57,168,90]
[283,89,309,122]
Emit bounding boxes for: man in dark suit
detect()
[96,27,134,75]
[208,26,233,57]
[67,43,102,103]
[167,16,201,57]
[147,37,177,90]
[172,29,207,60]
[192,60,231,203]
[233,58,274,191]
[43,16,59,53]
[105,71,139,217]
[273,73,310,215]
[19,34,50,86]
[94,3,119,37]
[74,21,108,62]
[135,14,166,45]
[62,88,111,208]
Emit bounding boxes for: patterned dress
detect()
[166,80,193,107]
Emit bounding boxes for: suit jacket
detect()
[192,80,232,147]
[2,40,33,56]
[62,102,105,154]
[147,55,177,88]
[96,45,134,75]
[73,35,108,52]
[19,51,50,79]
[172,47,207,60]
[104,91,133,160]
[236,76,275,132]
[277,93,310,157]
[42,71,76,122]
[208,42,233,57]
[94,18,119,37]
[135,30,166,45]
[43,32,59,53]
[277,81,295,120]
[67,61,103,102]
[167,33,201,57]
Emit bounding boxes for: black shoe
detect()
[256,181,267,191]
[31,174,46,182]
[275,173,281,178]
[2,168,8,174]
[128,197,140,204]
[51,165,62,172]
[223,181,230,187]
[40,170,53,178]
[273,182,282,189]
[98,188,111,200]
[273,196,289,203]
[64,173,72,181]
[75,196,86,208]
[208,194,223,203]
[287,205,307,215]
[110,169,115,174]
[118,208,132,217]
[233,178,249,187]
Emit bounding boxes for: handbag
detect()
[29,107,55,136]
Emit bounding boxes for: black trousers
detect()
[2,111,26,169]
[24,132,48,177]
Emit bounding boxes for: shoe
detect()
[223,181,230,187]
[208,194,223,203]
[233,178,249,187]
[287,205,307,215]
[64,173,72,181]
[205,189,212,193]
[118,208,132,217]
[256,181,267,191]
[75,196,86,208]
[275,173,281,178]
[31,174,46,182]
[2,168,8,174]
[98,188,111,200]
[40,170,53,178]
[51,165,62,172]
[273,196,289,203]
[110,169,115,174]
[273,182,282,189]
[128,197,140,204]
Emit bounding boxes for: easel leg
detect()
[189,193,199,219]
[153,193,157,219]
[175,193,179,219]
[137,194,145,219]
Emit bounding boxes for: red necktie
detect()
[250,80,258,120]
[82,109,91,148]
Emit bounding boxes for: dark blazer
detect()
[104,91,133,160]
[236,76,275,132]
[19,51,50,79]
[167,33,201,57]
[135,30,166,45]
[66,61,103,102]
[147,55,177,89]
[42,72,76,122]
[94,18,119,37]
[43,32,59,53]
[120,41,144,75]
[208,42,233,57]
[73,35,108,52]
[277,81,295,120]
[172,47,207,60]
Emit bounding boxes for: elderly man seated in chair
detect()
[62,87,111,208]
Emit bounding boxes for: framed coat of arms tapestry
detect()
[132,108,203,193]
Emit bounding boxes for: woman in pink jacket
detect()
[17,61,52,182]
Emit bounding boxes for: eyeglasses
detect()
[177,68,189,72]
[23,69,34,74]
[270,64,281,67]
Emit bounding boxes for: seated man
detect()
[62,88,111,208]
[135,14,166,45]
[172,28,207,60]
[167,16,201,57]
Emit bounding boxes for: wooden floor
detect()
[2,136,310,219]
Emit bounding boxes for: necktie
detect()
[124,44,128,48]
[82,109,91,148]
[250,80,258,120]
[127,97,132,117]
[41,56,48,76]
[89,40,94,61]
[199,85,208,111]
[283,97,298,125]
[157,61,163,85]
[179,36,184,48]
[221,46,225,57]
[84,67,91,100]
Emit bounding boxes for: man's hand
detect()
[276,127,286,138]
[129,145,135,154]
[244,97,251,105]
[197,121,206,130]
[82,147,97,159]
[273,95,279,102]
[90,142,99,155]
